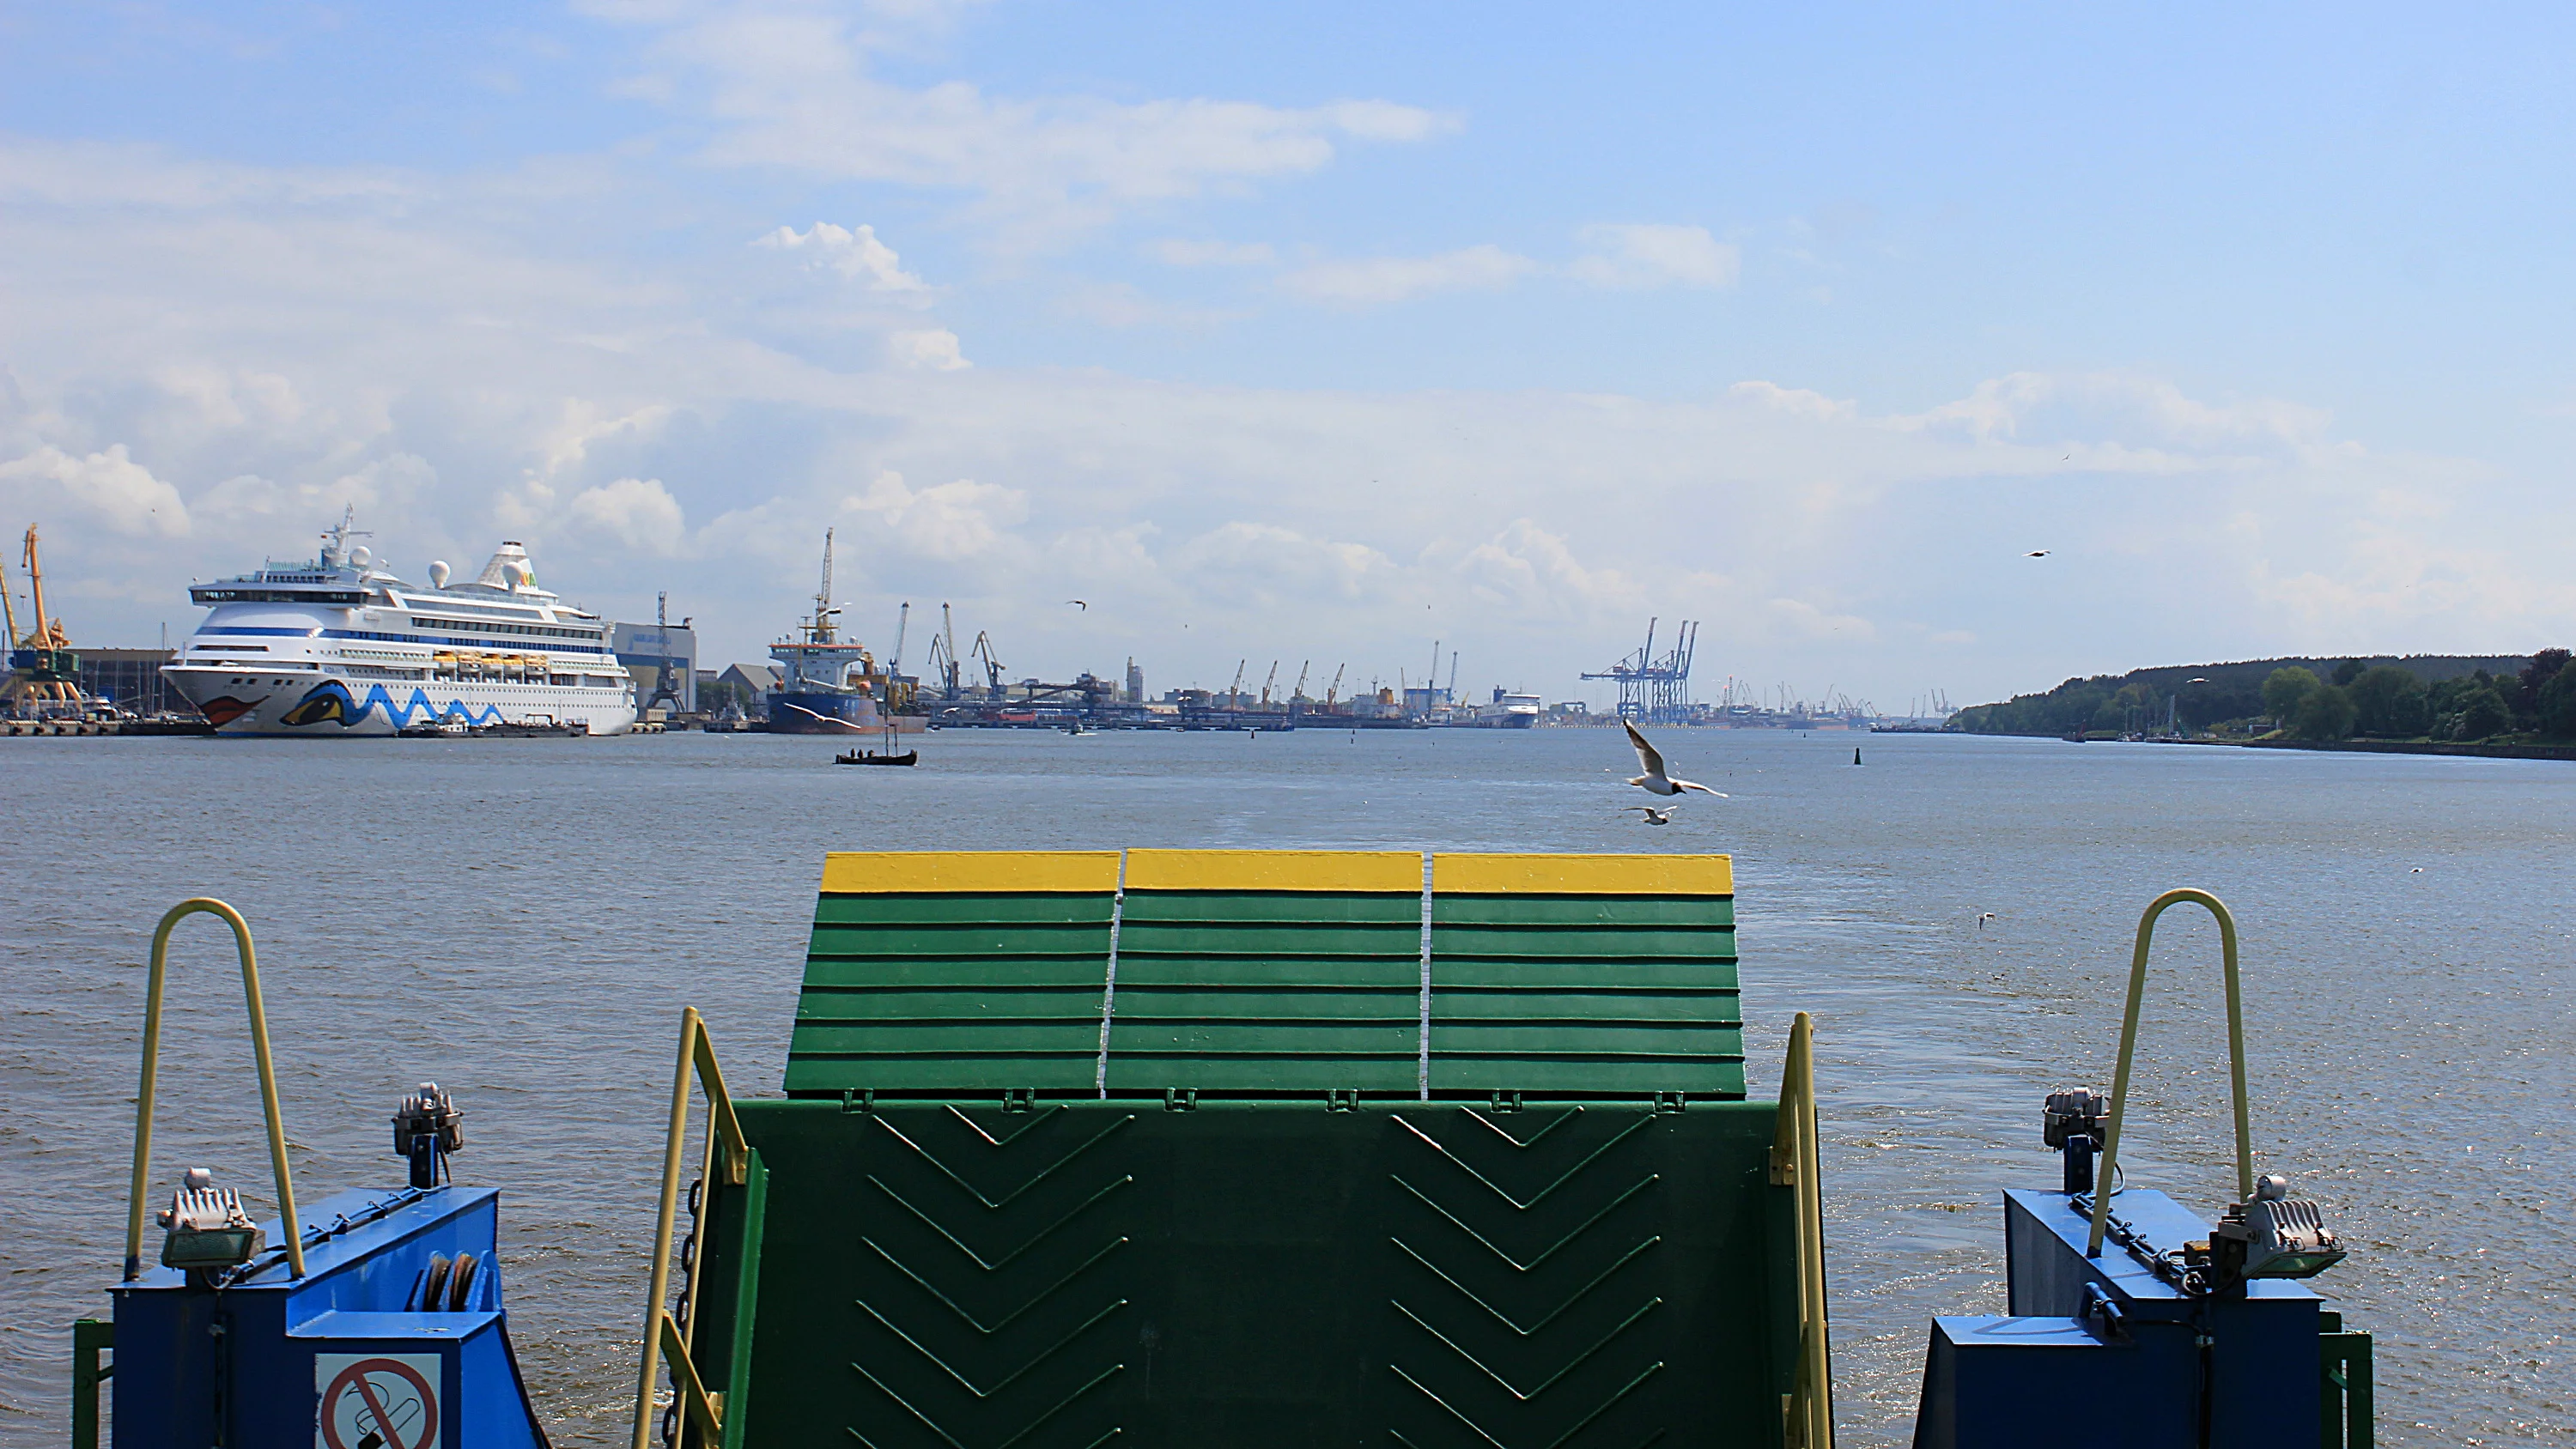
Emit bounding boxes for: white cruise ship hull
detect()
[164,665,638,737]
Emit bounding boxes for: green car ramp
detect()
[640,848,1833,1449]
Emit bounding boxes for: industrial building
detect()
[611,617,697,713]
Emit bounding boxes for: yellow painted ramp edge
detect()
[1431,852,1734,896]
[1123,849,1424,894]
[821,851,1123,894]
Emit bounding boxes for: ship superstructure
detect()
[161,512,637,736]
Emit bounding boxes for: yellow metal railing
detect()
[1769,1011,1833,1449]
[631,1007,750,1449]
[2088,888,2254,1258]
[122,899,306,1282]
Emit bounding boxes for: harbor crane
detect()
[3,524,87,716]
[1261,661,1279,708]
[1228,660,1247,709]
[641,591,686,714]
[1324,664,1345,707]
[1292,661,1309,702]
[970,631,1005,696]
[890,602,908,676]
[925,603,963,701]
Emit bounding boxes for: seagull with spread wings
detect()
[1623,721,1727,797]
[1620,803,1682,825]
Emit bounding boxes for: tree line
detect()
[1952,652,2576,742]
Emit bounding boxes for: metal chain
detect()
[659,1176,706,1448]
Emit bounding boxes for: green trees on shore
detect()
[2266,652,2565,741]
[1953,651,2574,741]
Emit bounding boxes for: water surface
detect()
[2,728,2565,1444]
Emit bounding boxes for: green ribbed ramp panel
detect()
[726,850,1807,1448]
[1430,852,1743,1100]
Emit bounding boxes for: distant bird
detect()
[1978,912,1997,931]
[2026,550,2051,558]
[1066,599,1087,609]
[1624,722,1726,797]
[2062,453,2071,461]
[1620,803,1682,826]
[2411,867,2425,873]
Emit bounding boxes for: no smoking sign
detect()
[316,1353,442,1449]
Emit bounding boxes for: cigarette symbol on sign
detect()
[319,1355,440,1449]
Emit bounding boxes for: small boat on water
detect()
[834,747,918,766]
[73,864,2374,1448]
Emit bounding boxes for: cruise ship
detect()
[162,512,638,737]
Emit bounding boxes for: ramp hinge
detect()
[1769,1146,1797,1185]
[1003,1088,1035,1113]
[1655,1092,1686,1113]
[840,1088,876,1114]
[1326,1089,1359,1112]
[1489,1091,1523,1113]
[1163,1088,1198,1112]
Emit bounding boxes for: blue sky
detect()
[3,2,2571,708]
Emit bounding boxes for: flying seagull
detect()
[1066,599,1087,609]
[1978,912,1997,931]
[1620,803,1682,826]
[1624,721,1726,797]
[2026,550,2051,558]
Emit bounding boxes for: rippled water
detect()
[3,729,2567,1445]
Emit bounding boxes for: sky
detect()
[3,1,2573,712]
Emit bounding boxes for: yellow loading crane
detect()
[1324,664,1345,707]
[2,524,89,717]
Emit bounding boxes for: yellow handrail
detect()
[122,899,306,1281]
[2087,888,2253,1258]
[1769,1011,1833,1449]
[631,1007,750,1449]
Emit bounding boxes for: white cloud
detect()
[1568,224,1740,289]
[841,469,1025,561]
[1167,521,1397,603]
[889,328,971,371]
[605,3,1455,236]
[1279,245,1537,306]
[1436,519,1648,619]
[1728,380,1857,422]
[1152,239,1276,267]
[0,444,190,536]
[567,476,688,555]
[752,221,926,291]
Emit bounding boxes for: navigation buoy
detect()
[1854,747,1862,765]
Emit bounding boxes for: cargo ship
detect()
[74,865,2373,1448]
[764,529,915,735]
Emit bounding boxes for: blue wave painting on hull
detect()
[276,680,509,729]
